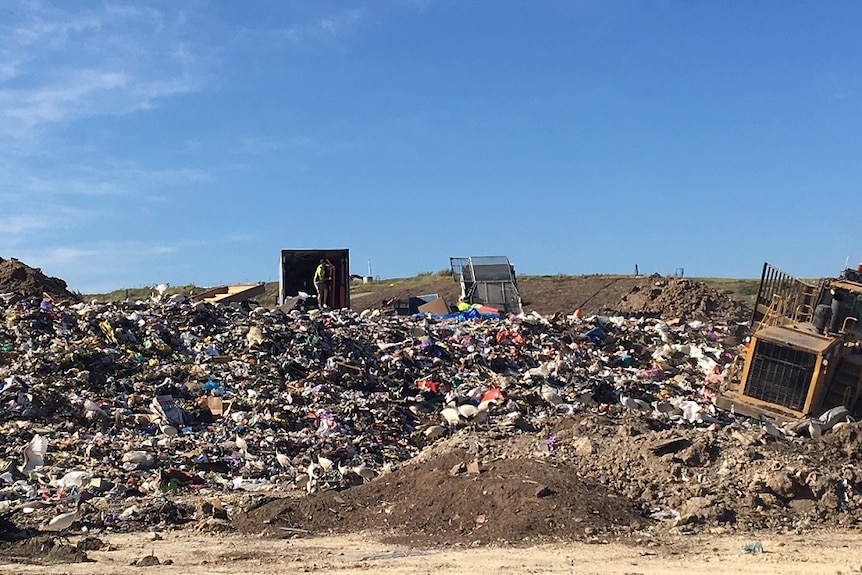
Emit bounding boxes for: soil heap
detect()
[612,275,749,322]
[351,274,752,322]
[0,257,79,304]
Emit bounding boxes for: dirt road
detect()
[3,529,859,575]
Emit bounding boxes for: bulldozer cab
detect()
[720,263,862,421]
[816,279,862,337]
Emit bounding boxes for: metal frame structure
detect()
[750,262,818,329]
[450,255,522,313]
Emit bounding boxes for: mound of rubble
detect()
[611,275,749,322]
[234,416,862,545]
[0,290,859,554]
[0,257,79,304]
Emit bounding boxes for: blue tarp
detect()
[584,327,607,343]
[439,308,500,322]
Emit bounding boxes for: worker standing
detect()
[313,259,331,309]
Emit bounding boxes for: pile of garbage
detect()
[0,283,859,546]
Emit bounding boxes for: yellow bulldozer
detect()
[718,262,862,422]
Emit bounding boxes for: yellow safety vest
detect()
[314,264,328,282]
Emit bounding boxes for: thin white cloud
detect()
[0,202,90,228]
[392,0,435,10]
[11,171,127,200]
[315,9,365,36]
[149,246,177,255]
[239,137,285,154]
[3,160,210,205]
[0,157,211,262]
[128,167,213,185]
[0,214,53,236]
[0,2,206,138]
[32,246,105,267]
[0,2,365,292]
[0,57,22,83]
[2,70,129,129]
[101,4,165,25]
[232,7,367,47]
[10,13,102,51]
[236,132,359,160]
[18,240,179,268]
[8,231,270,293]
[11,240,184,293]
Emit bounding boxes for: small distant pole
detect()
[634,264,639,276]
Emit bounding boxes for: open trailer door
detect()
[279,249,350,308]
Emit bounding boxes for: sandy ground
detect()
[2,529,860,575]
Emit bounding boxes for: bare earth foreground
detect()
[1,529,860,575]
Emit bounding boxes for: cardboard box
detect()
[418,297,450,316]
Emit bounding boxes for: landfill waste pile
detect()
[0,272,860,564]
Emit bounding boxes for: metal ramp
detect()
[450,256,522,313]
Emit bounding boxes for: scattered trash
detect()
[648,508,680,523]
[0,261,859,545]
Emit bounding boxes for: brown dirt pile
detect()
[222,415,862,546]
[0,257,79,303]
[0,535,99,565]
[233,439,645,546]
[611,275,749,321]
[350,274,752,322]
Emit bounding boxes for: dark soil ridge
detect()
[232,447,646,546]
[0,257,79,304]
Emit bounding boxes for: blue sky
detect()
[2,1,861,293]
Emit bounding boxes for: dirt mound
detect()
[612,275,749,321]
[519,275,651,317]
[226,416,862,546]
[0,257,79,303]
[233,444,645,546]
[0,534,96,565]
[348,275,753,322]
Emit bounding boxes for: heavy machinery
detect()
[718,262,862,421]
